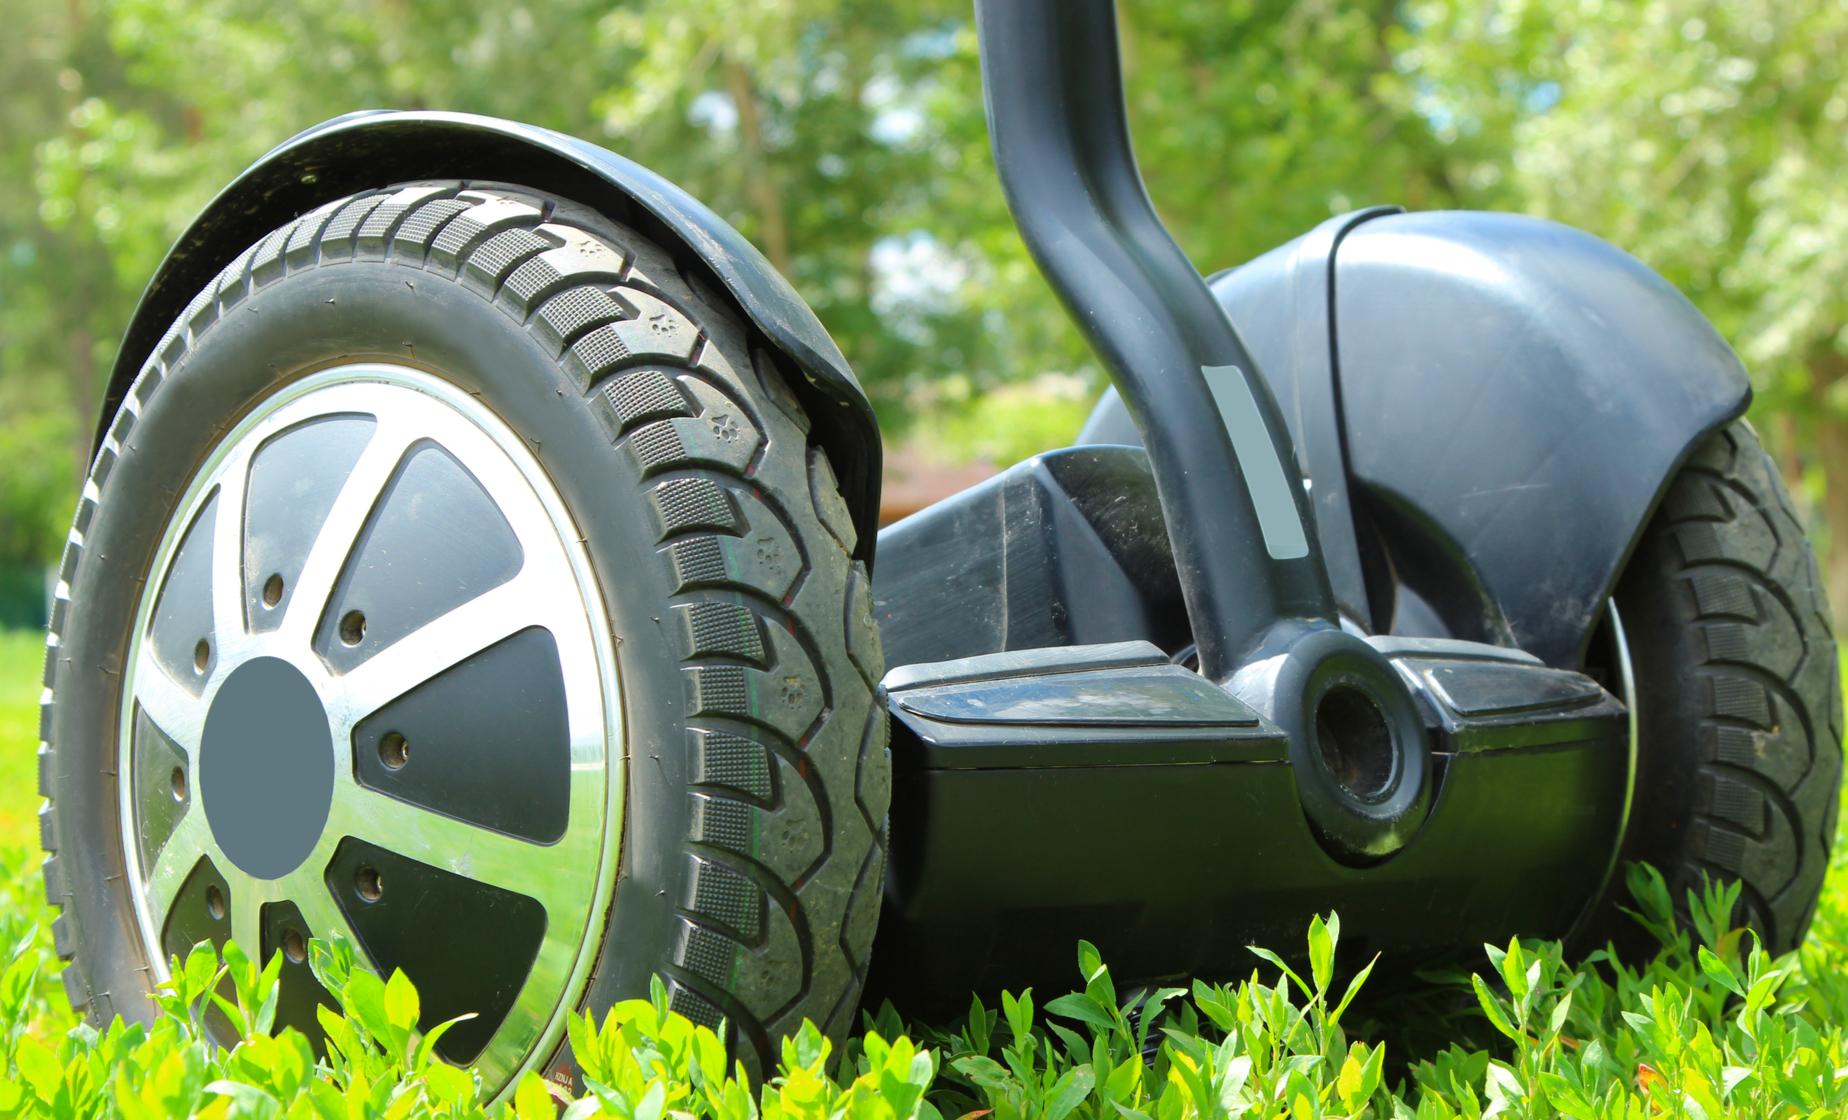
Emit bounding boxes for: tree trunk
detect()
[64,0,96,484]
[724,58,793,277]
[1807,343,1848,623]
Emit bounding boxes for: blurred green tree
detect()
[0,0,1840,619]
[2,0,1466,560]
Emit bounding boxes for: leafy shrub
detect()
[2,862,1845,1119]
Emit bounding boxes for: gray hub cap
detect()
[118,364,622,1094]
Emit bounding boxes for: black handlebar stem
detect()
[973,0,1336,675]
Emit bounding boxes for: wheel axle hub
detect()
[199,657,332,880]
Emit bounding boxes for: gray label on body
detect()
[1202,364,1309,560]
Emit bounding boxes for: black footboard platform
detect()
[869,638,1629,1017]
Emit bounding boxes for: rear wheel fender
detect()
[1084,210,1751,667]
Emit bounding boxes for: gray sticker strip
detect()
[1202,364,1310,560]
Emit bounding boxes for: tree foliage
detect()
[0,0,1842,603]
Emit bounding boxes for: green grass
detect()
[0,628,44,850]
[2,627,1846,1118]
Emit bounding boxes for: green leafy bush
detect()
[4,860,1846,1119]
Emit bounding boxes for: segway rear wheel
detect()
[1588,420,1840,954]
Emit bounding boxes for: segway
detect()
[37,0,1838,1096]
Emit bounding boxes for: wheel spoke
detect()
[208,462,251,660]
[328,787,568,916]
[333,575,540,721]
[230,882,265,965]
[144,810,211,924]
[133,643,207,750]
[280,421,415,645]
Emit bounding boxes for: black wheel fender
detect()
[1084,210,1752,667]
[95,110,882,565]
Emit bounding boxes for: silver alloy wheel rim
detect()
[116,363,622,1095]
[1564,599,1639,942]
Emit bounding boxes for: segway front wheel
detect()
[38,184,890,1091]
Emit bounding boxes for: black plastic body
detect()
[1082,210,1752,667]
[91,110,882,562]
[871,201,1745,1012]
[863,638,1627,1015]
[872,447,1189,671]
[95,0,1760,1026]
[974,0,1334,677]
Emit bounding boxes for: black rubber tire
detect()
[38,182,890,1078]
[1590,419,1840,955]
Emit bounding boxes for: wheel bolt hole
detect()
[169,766,187,803]
[193,638,211,674]
[1313,685,1396,802]
[378,731,410,771]
[205,884,226,921]
[262,573,285,608]
[338,610,367,647]
[282,927,307,964]
[355,866,383,902]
